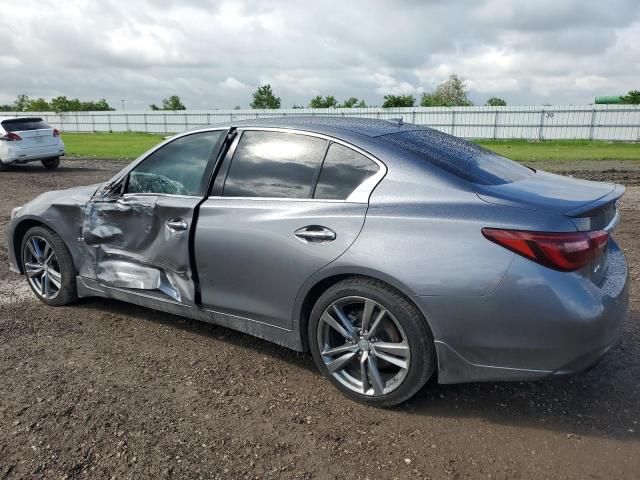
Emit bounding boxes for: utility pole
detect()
[121,99,125,111]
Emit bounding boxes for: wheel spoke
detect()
[368,309,386,336]
[47,268,62,289]
[373,350,408,370]
[367,355,385,395]
[27,238,40,259]
[41,272,48,297]
[322,342,358,357]
[372,341,409,359]
[331,305,355,338]
[25,262,44,278]
[326,351,357,373]
[43,243,52,262]
[320,312,352,340]
[360,299,375,333]
[360,351,370,394]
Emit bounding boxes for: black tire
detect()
[21,226,77,306]
[0,160,9,172]
[41,157,60,170]
[308,277,436,407]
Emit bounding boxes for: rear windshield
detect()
[381,129,532,185]
[1,118,51,132]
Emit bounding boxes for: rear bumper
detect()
[421,240,629,384]
[0,141,65,164]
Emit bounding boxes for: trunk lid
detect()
[474,170,623,231]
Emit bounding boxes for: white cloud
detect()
[219,77,248,89]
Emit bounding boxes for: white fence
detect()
[2,105,640,141]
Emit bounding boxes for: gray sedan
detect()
[6,117,629,406]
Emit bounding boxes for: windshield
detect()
[380,128,533,185]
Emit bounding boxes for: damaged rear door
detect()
[83,130,227,305]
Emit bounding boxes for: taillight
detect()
[0,132,22,141]
[482,228,609,272]
[53,129,60,137]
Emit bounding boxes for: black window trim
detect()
[211,127,387,203]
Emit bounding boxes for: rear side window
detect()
[314,143,379,200]
[127,131,223,196]
[1,118,51,132]
[223,131,326,198]
[382,129,532,185]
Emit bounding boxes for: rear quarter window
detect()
[381,129,532,185]
[1,118,51,132]
[314,143,379,200]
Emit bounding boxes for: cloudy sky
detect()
[1,0,639,109]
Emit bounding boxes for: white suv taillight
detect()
[0,132,22,141]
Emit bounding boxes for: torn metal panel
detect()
[83,194,200,305]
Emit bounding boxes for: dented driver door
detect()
[82,130,226,305]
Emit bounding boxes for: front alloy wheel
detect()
[21,226,77,306]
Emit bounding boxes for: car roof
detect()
[225,116,430,138]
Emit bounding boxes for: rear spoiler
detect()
[566,184,625,217]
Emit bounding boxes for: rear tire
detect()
[41,157,60,170]
[308,277,436,407]
[21,226,77,306]
[0,160,9,172]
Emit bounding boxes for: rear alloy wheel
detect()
[21,226,77,306]
[309,278,435,407]
[41,157,60,170]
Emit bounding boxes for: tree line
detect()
[3,77,639,112]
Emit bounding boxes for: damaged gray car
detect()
[7,117,629,406]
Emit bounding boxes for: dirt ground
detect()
[1,158,639,479]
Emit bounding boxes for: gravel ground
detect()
[1,158,639,479]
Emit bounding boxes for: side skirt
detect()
[76,276,304,351]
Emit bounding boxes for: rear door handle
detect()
[167,217,188,232]
[294,226,336,243]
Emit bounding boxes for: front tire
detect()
[21,226,77,306]
[41,157,60,170]
[309,277,436,407]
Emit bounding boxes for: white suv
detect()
[0,117,65,171]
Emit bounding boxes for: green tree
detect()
[420,74,473,107]
[83,98,114,111]
[50,96,81,112]
[27,98,51,111]
[250,84,281,109]
[486,96,507,106]
[382,94,415,108]
[150,95,186,110]
[309,95,338,108]
[163,95,186,110]
[340,97,367,108]
[14,94,30,112]
[621,90,640,104]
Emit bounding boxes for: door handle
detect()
[294,226,336,243]
[167,217,188,232]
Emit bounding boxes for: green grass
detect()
[477,139,640,162]
[62,132,165,159]
[61,132,640,162]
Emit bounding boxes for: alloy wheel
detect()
[317,296,410,396]
[23,236,62,300]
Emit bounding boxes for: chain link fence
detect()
[2,105,639,140]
